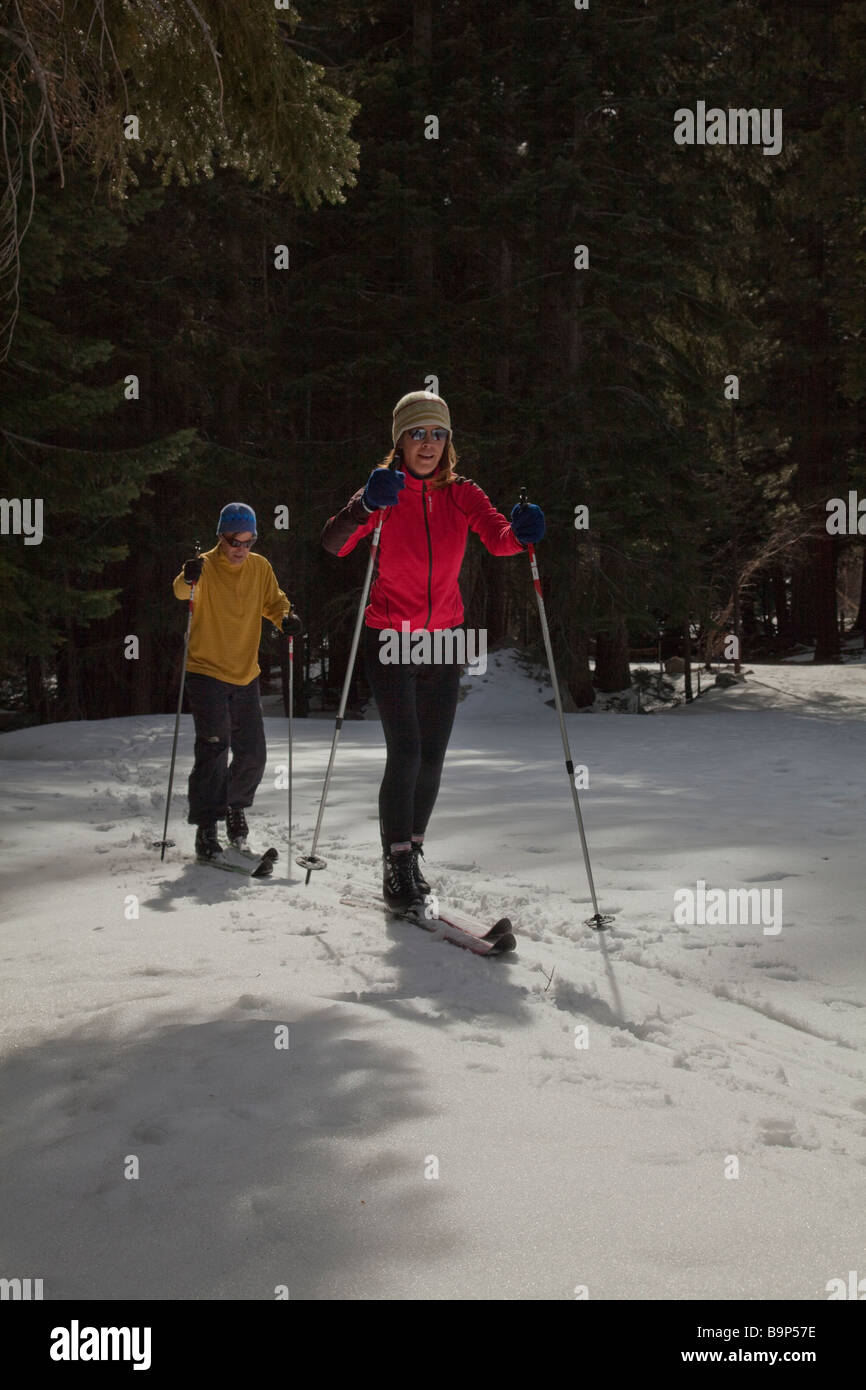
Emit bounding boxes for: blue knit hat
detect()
[217,502,257,535]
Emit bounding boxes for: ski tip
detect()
[487,932,517,955]
[484,917,514,939]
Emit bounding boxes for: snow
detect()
[1,653,865,1300]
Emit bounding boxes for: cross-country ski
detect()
[197,844,279,878]
[339,891,517,956]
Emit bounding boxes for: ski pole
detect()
[518,487,613,931]
[153,553,199,860]
[287,634,294,870]
[297,467,394,883]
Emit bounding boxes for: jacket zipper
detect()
[422,483,433,628]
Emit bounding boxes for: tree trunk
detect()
[496,235,512,396]
[132,632,151,716]
[793,220,839,661]
[789,564,814,645]
[593,619,631,693]
[56,616,83,720]
[683,621,693,702]
[813,533,840,661]
[411,0,435,301]
[560,529,593,707]
[25,655,44,718]
[854,549,866,632]
[770,567,792,646]
[477,549,508,646]
[566,627,594,708]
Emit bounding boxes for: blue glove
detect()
[510,502,545,545]
[363,467,405,511]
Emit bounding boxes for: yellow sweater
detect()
[172,544,292,686]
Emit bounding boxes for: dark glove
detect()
[282,612,303,636]
[510,502,545,545]
[183,556,204,584]
[363,467,405,511]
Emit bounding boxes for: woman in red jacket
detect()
[322,391,545,915]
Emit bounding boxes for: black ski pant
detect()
[185,672,267,826]
[363,625,462,852]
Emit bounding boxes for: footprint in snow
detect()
[129,1121,172,1145]
[757,1116,820,1150]
[744,871,797,882]
[753,961,800,980]
[457,1031,505,1047]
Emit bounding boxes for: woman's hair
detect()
[376,434,458,490]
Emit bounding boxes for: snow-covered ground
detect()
[1,653,865,1300]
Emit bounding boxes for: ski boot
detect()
[383,848,427,916]
[226,806,250,850]
[410,840,431,896]
[195,823,223,862]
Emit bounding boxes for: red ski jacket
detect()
[322,468,524,630]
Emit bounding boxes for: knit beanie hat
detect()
[392,391,451,445]
[217,502,257,535]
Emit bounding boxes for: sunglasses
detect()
[407,428,449,442]
[223,534,257,548]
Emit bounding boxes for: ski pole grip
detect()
[518,485,528,510]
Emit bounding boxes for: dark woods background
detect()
[1,0,864,725]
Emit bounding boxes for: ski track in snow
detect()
[1,653,865,1299]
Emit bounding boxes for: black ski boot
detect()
[410,842,431,896]
[226,806,249,849]
[383,848,426,915]
[195,823,223,861]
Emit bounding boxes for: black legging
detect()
[363,625,462,851]
[184,672,267,826]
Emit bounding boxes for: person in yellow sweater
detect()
[173,502,302,862]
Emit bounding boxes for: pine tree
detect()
[1,1,360,357]
[0,170,195,719]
